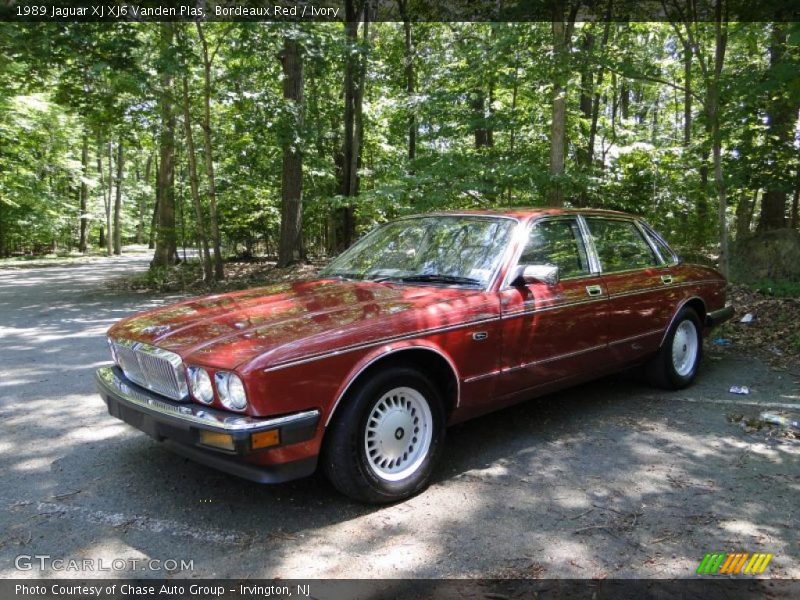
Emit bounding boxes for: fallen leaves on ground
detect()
[714,284,800,372]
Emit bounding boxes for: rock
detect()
[730,228,800,284]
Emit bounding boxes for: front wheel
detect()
[646,307,703,390]
[322,366,445,503]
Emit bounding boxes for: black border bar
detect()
[4,579,800,600]
[2,0,800,23]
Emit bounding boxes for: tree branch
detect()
[604,63,705,104]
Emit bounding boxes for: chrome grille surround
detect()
[110,338,189,401]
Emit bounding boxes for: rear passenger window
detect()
[519,219,590,279]
[644,228,677,265]
[586,218,658,272]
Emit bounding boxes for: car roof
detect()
[411,207,638,220]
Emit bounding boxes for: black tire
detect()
[646,307,703,390]
[322,366,446,504]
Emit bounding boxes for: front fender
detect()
[324,340,461,427]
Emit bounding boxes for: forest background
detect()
[1,2,799,289]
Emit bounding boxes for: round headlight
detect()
[188,367,214,404]
[215,372,248,411]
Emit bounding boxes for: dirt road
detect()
[1,255,798,579]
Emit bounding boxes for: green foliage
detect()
[752,279,800,299]
[0,21,798,260]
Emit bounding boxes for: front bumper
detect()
[96,366,320,483]
[706,304,735,328]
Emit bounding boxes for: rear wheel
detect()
[646,307,702,390]
[322,366,445,503]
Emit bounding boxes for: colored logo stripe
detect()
[744,553,773,574]
[697,553,773,575]
[697,553,726,574]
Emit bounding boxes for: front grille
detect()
[111,339,188,401]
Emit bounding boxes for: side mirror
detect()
[512,264,560,287]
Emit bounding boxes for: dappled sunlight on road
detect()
[1,255,798,579]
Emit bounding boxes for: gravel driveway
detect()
[1,254,798,580]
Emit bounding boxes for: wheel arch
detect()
[324,343,460,428]
[659,295,707,347]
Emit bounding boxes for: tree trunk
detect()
[148,158,158,249]
[472,89,491,148]
[791,186,799,229]
[152,23,177,268]
[697,118,712,245]
[736,189,758,239]
[587,11,612,172]
[349,8,368,198]
[620,81,630,120]
[758,24,793,231]
[195,22,225,280]
[96,138,107,250]
[277,36,305,268]
[106,140,114,256]
[398,0,415,161]
[576,26,595,206]
[181,75,213,281]
[78,133,89,253]
[137,154,151,244]
[711,2,728,276]
[683,40,692,146]
[548,8,576,207]
[331,0,365,254]
[506,47,521,204]
[113,139,123,255]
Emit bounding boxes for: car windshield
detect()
[321,215,515,288]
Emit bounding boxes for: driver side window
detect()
[519,219,591,280]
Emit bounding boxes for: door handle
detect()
[661,275,674,285]
[586,285,603,297]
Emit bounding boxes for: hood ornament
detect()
[142,325,171,336]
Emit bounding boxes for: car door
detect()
[496,216,611,400]
[583,217,677,365]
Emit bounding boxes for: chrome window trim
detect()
[97,366,319,432]
[577,215,602,274]
[635,220,667,266]
[639,220,680,265]
[500,215,597,290]
[582,215,661,275]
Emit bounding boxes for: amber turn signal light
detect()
[199,430,235,451]
[251,429,280,450]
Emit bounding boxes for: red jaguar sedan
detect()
[97,208,733,502]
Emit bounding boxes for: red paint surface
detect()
[107,209,728,467]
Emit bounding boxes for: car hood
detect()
[108,279,491,371]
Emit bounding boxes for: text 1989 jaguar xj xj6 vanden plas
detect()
[97,208,733,502]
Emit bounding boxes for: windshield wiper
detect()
[380,274,483,287]
[324,272,361,281]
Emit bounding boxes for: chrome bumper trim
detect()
[96,366,319,432]
[706,304,735,328]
